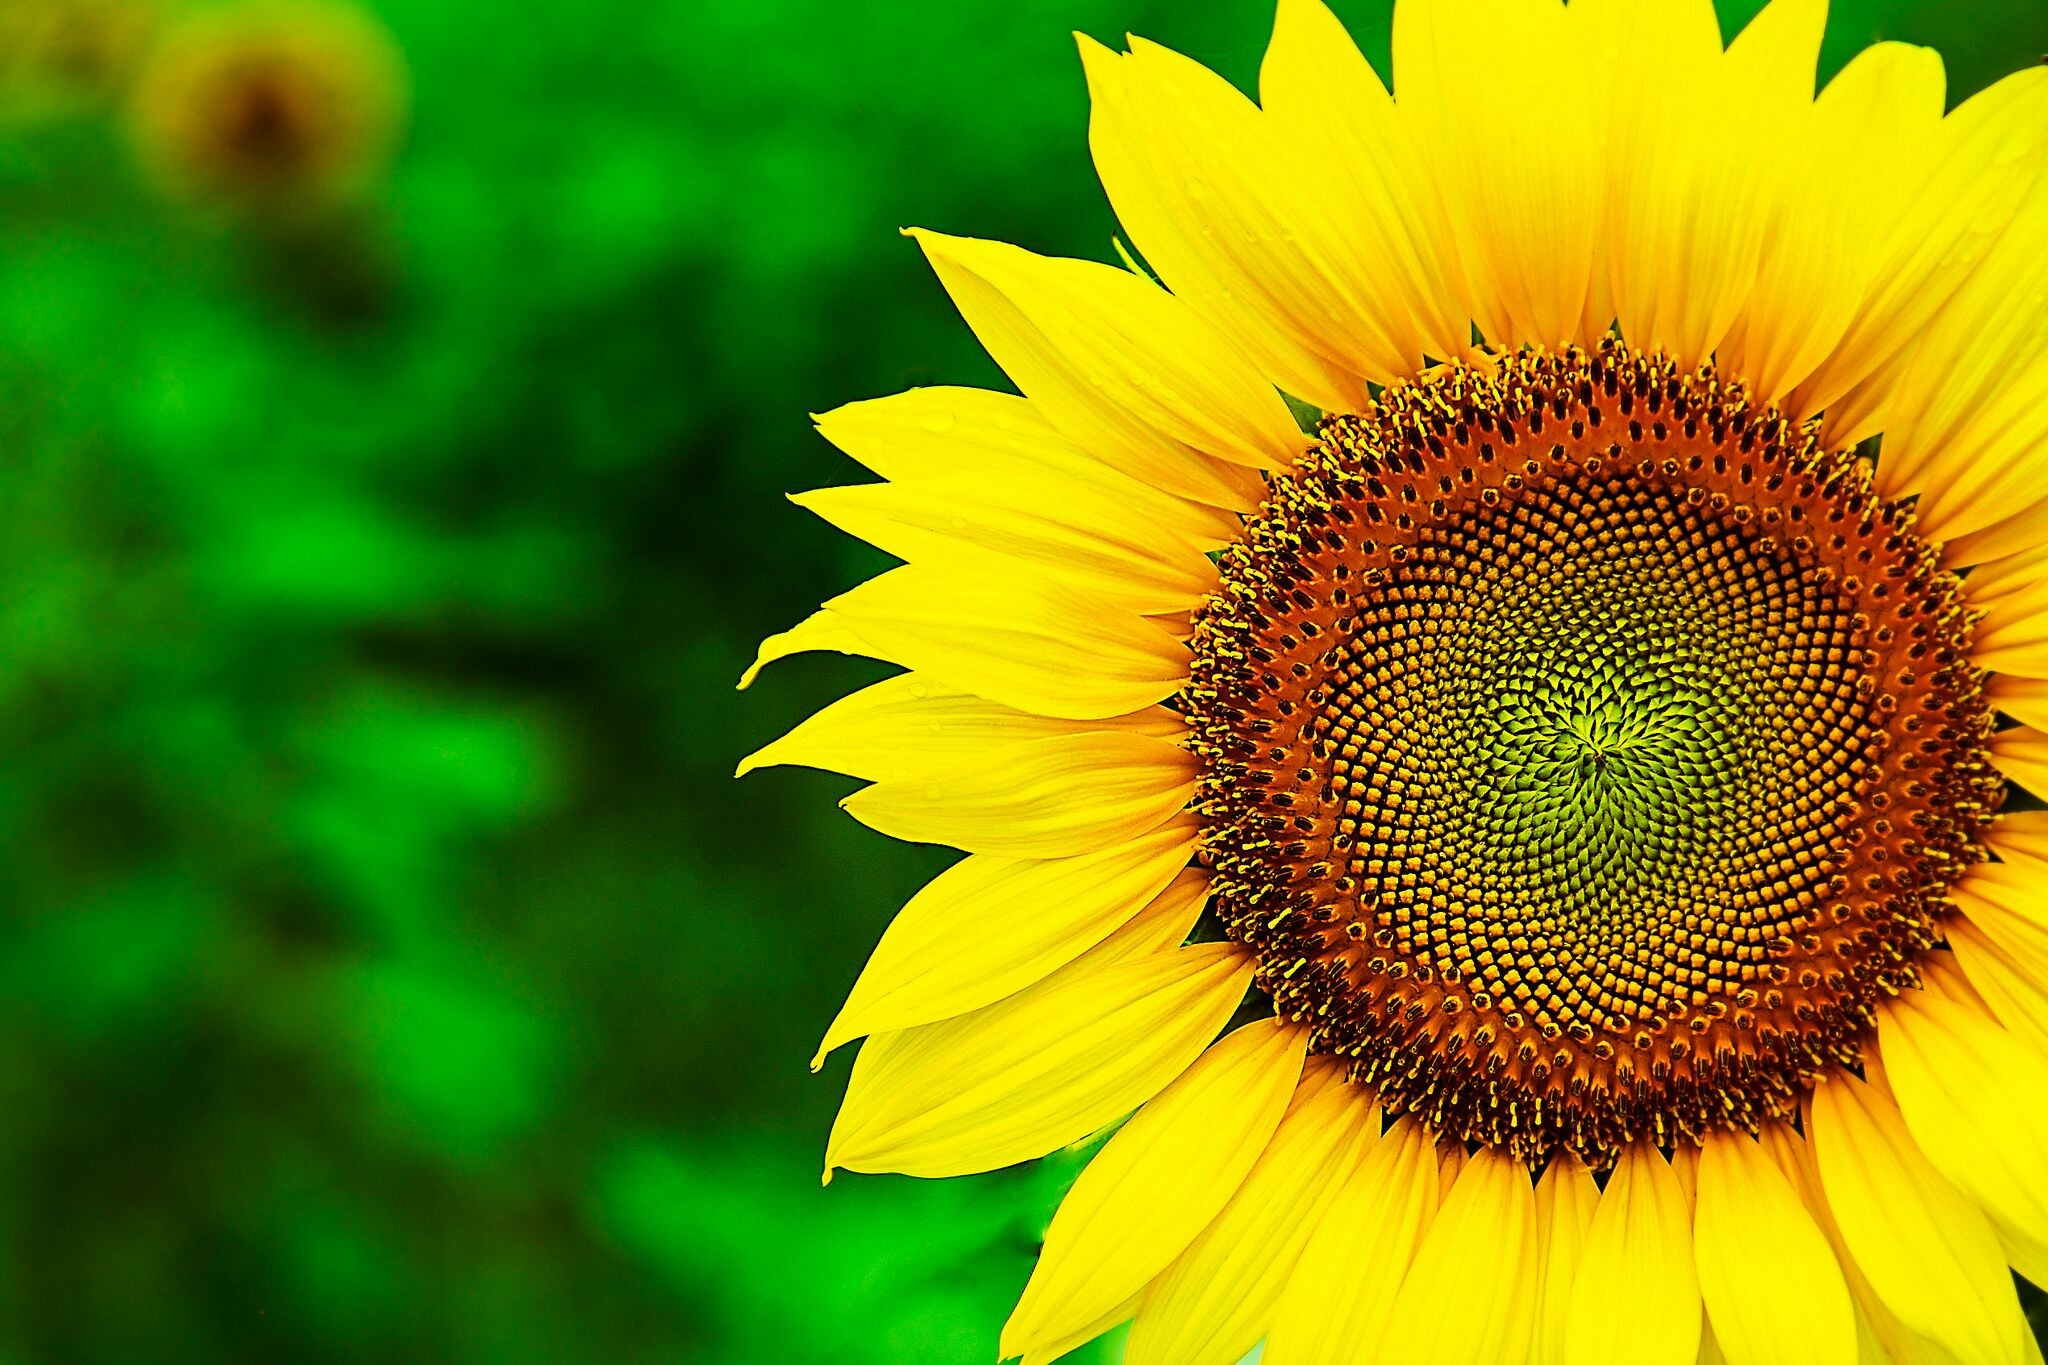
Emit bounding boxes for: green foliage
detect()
[0,0,2043,1361]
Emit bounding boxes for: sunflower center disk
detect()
[1186,343,2002,1165]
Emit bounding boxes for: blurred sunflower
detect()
[125,0,405,216]
[741,1,2048,1362]
[0,0,157,123]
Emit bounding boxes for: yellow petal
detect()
[812,823,1199,1067]
[821,564,1189,721]
[1757,1121,1929,1365]
[1257,0,1469,373]
[1879,986,2048,1286]
[1945,502,2048,572]
[1596,0,1820,369]
[1949,914,2048,1059]
[1576,0,1728,350]
[1951,860,2048,1017]
[1695,1129,1856,1365]
[1965,540,2048,674]
[1017,1295,1138,1365]
[1079,34,1369,410]
[1433,1143,1470,1196]
[909,229,1302,504]
[1987,809,2048,863]
[791,474,1218,616]
[737,601,883,689]
[1001,1017,1311,1360]
[1809,1071,2029,1365]
[1670,1142,1701,1206]
[739,672,1183,783]
[1993,725,2048,798]
[1393,0,1601,349]
[1379,1146,1540,1365]
[1966,535,2048,611]
[1721,40,1946,402]
[812,386,1240,548]
[840,731,1195,859]
[1988,674,2048,732]
[1263,1115,1440,1365]
[1870,172,2048,543]
[1564,1141,1703,1365]
[1915,948,1994,1015]
[1123,1064,1380,1365]
[1529,1153,1600,1365]
[825,928,1249,1180]
[1794,66,2048,438]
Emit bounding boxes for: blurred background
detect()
[2,0,2045,1361]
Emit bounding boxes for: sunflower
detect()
[126,0,406,216]
[739,1,2048,1361]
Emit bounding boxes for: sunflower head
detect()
[1189,341,2003,1165]
[743,1,2048,1361]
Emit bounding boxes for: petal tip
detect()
[810,1023,851,1072]
[1072,29,1114,60]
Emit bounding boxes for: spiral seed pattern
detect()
[1186,343,2000,1165]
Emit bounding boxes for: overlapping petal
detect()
[1869,168,2048,549]
[1586,0,1823,371]
[1378,1147,1539,1365]
[1880,985,2048,1284]
[740,672,1183,783]
[1720,40,1946,403]
[1563,1141,1703,1365]
[1792,65,2048,441]
[1258,0,1470,373]
[1528,1154,1600,1365]
[1694,1129,1856,1365]
[811,828,1199,1066]
[1263,1115,1440,1365]
[1991,725,2048,798]
[1392,0,1602,350]
[840,730,1195,859]
[1082,33,1370,410]
[1989,674,2048,733]
[1965,540,2048,677]
[793,474,1218,616]
[1002,1018,1310,1361]
[1949,915,2048,1059]
[824,900,1248,1179]
[1809,1072,2030,1365]
[812,565,1190,721]
[812,385,1243,547]
[1951,857,2048,1048]
[1122,1064,1380,1365]
[1758,1122,1924,1365]
[908,229,1303,505]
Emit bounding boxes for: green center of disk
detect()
[1316,474,1860,1008]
